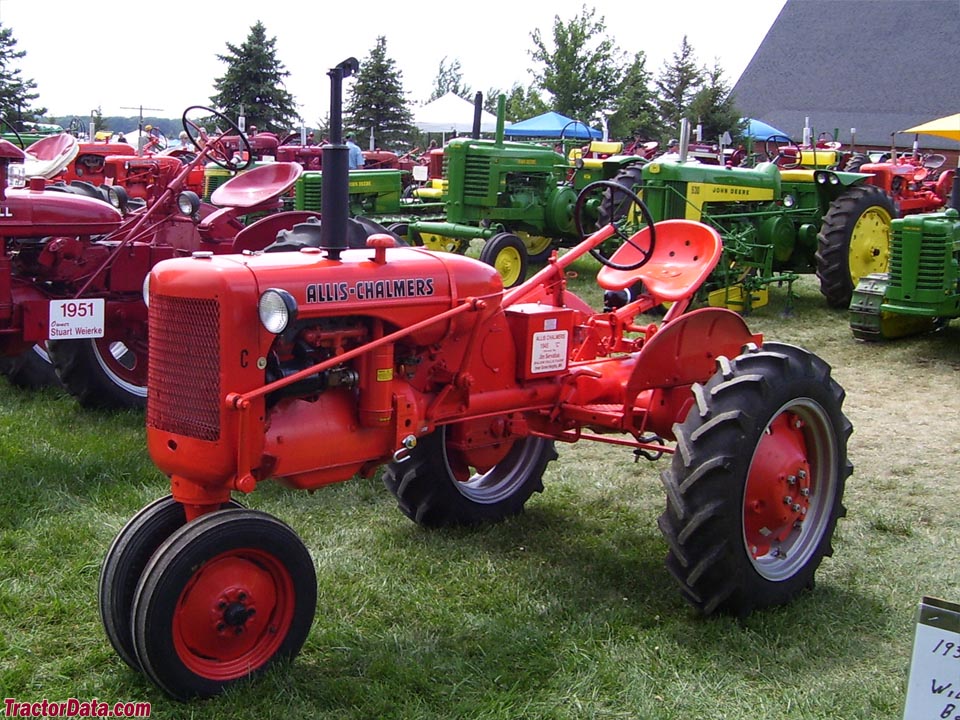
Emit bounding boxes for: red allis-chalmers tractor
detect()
[0,107,318,407]
[99,59,854,700]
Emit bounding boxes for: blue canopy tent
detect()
[503,111,601,140]
[744,118,789,140]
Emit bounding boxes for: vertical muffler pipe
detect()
[320,57,359,260]
[472,92,483,139]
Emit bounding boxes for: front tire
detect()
[815,184,895,308]
[382,426,557,527]
[479,232,528,288]
[658,342,852,616]
[99,496,244,671]
[131,509,317,700]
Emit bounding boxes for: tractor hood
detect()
[2,187,122,235]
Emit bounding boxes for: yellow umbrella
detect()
[901,113,960,141]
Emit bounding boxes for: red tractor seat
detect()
[209,162,303,209]
[597,219,722,304]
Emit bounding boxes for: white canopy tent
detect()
[413,92,504,135]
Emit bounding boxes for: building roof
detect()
[732,0,960,151]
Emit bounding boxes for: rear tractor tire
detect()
[658,342,851,616]
[0,343,60,389]
[815,184,896,309]
[47,337,147,410]
[382,425,557,527]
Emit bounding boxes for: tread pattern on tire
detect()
[658,343,852,616]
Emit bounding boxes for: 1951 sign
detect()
[48,299,105,339]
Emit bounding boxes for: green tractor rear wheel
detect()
[815,185,896,308]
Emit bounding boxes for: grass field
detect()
[1,270,958,719]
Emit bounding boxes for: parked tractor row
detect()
[0,107,377,409]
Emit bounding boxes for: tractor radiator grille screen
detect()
[296,173,322,212]
[889,227,951,294]
[147,295,221,441]
[463,156,492,199]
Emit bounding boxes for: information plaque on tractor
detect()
[48,299,105,339]
[903,596,960,720]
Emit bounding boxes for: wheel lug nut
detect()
[787,475,797,485]
[784,495,793,504]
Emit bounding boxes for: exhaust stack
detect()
[319,57,360,261]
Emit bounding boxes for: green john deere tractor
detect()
[849,207,960,340]
[397,97,645,287]
[609,151,896,311]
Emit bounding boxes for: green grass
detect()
[1,273,959,719]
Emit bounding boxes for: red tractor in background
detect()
[848,150,954,216]
[0,107,334,407]
[99,58,853,701]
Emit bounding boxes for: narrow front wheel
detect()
[131,509,316,700]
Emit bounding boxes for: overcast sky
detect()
[0,0,786,125]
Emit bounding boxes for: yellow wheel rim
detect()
[516,232,552,257]
[848,205,892,285]
[493,245,524,287]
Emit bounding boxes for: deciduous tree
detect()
[428,58,472,103]
[529,6,625,123]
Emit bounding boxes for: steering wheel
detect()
[182,105,252,172]
[764,134,800,168]
[574,180,657,270]
[0,118,24,149]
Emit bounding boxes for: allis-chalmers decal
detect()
[306,277,436,303]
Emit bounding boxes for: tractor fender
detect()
[625,307,762,438]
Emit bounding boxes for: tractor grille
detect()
[462,155,492,199]
[147,295,221,440]
[888,223,952,295]
[295,172,322,212]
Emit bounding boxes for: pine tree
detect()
[0,24,46,128]
[529,6,625,123]
[654,36,704,141]
[210,21,300,134]
[606,51,659,142]
[688,62,744,144]
[345,37,413,150]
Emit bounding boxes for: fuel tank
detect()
[2,186,122,235]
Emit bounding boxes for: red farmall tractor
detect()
[850,151,954,216]
[99,59,853,700]
[0,107,317,407]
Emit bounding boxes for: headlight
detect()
[142,273,151,308]
[783,194,796,208]
[258,289,298,334]
[107,185,129,212]
[177,191,201,216]
[7,163,25,188]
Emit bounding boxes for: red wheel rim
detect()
[741,398,839,582]
[172,549,295,679]
[92,337,148,393]
[744,412,811,560]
